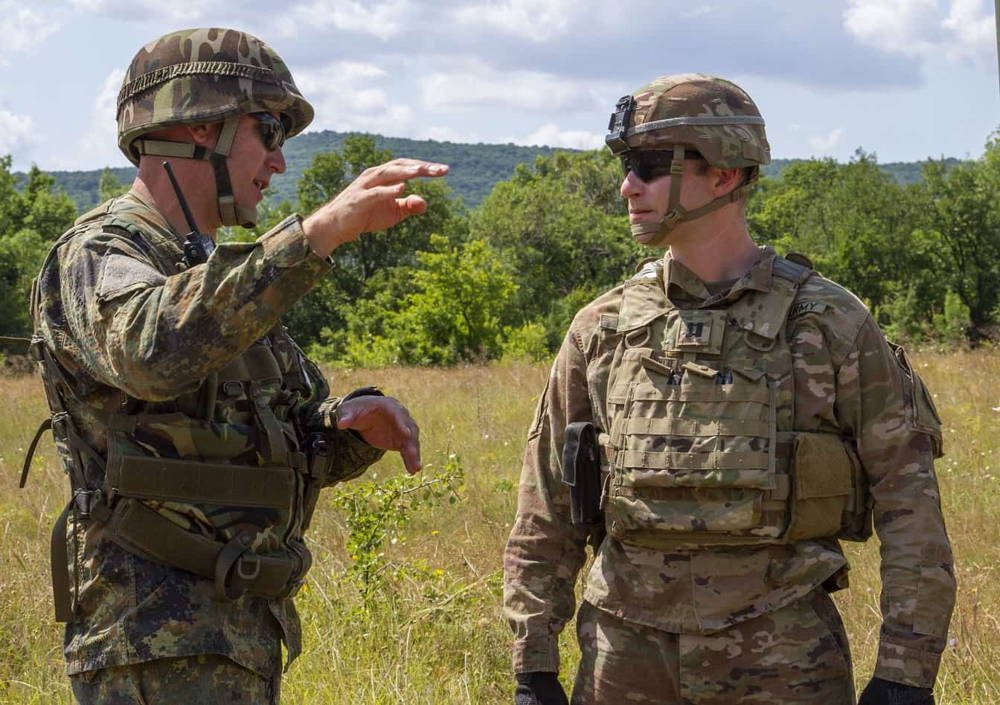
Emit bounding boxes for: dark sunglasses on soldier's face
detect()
[250,112,287,151]
[620,149,703,182]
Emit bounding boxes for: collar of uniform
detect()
[662,246,776,308]
[118,188,195,254]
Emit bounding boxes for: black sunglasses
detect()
[250,112,287,151]
[620,149,703,182]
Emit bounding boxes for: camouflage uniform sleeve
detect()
[290,343,385,484]
[503,327,592,674]
[835,316,955,688]
[300,396,385,485]
[57,214,330,401]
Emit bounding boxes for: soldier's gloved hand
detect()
[858,677,934,705]
[514,672,568,705]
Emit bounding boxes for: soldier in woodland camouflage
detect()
[26,28,447,704]
[503,74,955,705]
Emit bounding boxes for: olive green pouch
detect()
[785,432,855,541]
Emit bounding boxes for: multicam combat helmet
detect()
[606,73,770,246]
[117,28,314,228]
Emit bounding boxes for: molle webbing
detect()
[104,454,295,508]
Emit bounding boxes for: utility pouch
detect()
[562,422,603,526]
[785,432,861,541]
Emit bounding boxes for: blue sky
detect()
[0,0,996,173]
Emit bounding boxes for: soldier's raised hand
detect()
[302,158,448,257]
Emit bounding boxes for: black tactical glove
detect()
[515,672,569,705]
[858,677,934,705]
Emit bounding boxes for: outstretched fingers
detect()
[357,159,449,188]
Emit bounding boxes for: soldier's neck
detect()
[668,219,758,284]
[132,168,220,241]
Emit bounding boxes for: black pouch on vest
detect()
[562,422,603,526]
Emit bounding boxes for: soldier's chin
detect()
[631,224,670,248]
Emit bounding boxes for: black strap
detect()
[19,418,52,488]
[50,498,75,622]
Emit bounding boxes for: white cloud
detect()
[808,127,846,154]
[49,68,128,170]
[296,61,414,135]
[513,123,604,150]
[0,109,37,158]
[421,60,611,113]
[288,0,417,41]
[68,0,222,21]
[941,0,996,64]
[0,3,61,61]
[844,0,995,67]
[452,0,579,42]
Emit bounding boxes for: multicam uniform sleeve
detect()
[503,327,593,674]
[53,214,329,401]
[835,316,956,688]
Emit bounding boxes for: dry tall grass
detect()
[0,351,997,704]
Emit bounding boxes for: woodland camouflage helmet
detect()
[606,73,770,246]
[117,28,314,227]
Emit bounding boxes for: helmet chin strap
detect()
[631,144,758,249]
[133,118,259,228]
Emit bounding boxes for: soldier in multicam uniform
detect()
[503,74,955,705]
[24,28,448,704]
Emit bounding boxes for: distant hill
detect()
[21,131,560,212]
[762,157,964,184]
[17,131,964,212]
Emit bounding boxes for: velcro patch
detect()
[96,252,167,305]
[789,301,829,319]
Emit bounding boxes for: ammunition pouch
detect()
[103,498,305,603]
[786,432,871,543]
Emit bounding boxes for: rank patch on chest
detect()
[668,309,726,355]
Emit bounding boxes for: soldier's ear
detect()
[709,166,743,197]
[184,122,221,148]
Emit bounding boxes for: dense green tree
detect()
[920,133,1000,335]
[314,235,516,366]
[747,151,946,338]
[283,135,463,349]
[98,168,129,203]
[0,156,77,350]
[469,150,635,342]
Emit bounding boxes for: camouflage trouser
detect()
[572,590,854,705]
[69,654,280,705]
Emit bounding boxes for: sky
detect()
[0,0,996,173]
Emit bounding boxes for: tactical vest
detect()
[601,258,871,551]
[23,206,337,621]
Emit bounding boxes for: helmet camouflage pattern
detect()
[613,73,770,168]
[117,28,314,165]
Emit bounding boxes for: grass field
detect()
[1,351,997,704]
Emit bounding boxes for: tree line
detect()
[1,131,997,365]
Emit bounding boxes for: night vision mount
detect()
[605,95,636,155]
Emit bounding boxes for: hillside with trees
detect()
[1,131,997,362]
[15,132,965,213]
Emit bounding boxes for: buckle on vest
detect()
[236,553,262,581]
[214,531,256,602]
